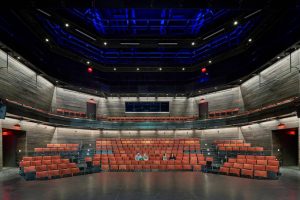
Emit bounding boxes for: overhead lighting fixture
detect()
[113,68,117,71]
[203,28,224,40]
[37,9,51,17]
[45,38,49,42]
[103,42,107,46]
[158,43,178,45]
[182,67,185,71]
[201,68,207,73]
[248,38,252,42]
[75,29,96,41]
[120,43,140,45]
[86,61,90,64]
[65,23,69,27]
[208,60,212,64]
[159,67,162,71]
[244,9,262,19]
[233,21,238,26]
[136,68,140,71]
[191,42,195,46]
[277,56,280,59]
[87,67,93,73]
[239,79,242,82]
[17,56,21,60]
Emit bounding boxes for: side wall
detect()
[241,49,300,110]
[0,50,55,111]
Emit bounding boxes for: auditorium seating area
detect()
[208,108,239,119]
[214,140,264,155]
[19,155,80,180]
[17,138,280,181]
[34,143,79,155]
[88,138,213,172]
[98,116,197,122]
[219,155,280,179]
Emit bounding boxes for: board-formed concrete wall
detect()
[241,49,300,110]
[0,49,55,111]
[52,87,244,117]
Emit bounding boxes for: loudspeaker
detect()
[0,101,6,119]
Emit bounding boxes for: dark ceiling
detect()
[0,2,300,96]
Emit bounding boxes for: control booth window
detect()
[125,102,169,113]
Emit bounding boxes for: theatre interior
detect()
[0,1,300,200]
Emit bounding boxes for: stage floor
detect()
[0,167,300,200]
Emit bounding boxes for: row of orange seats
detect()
[219,155,279,178]
[217,143,251,147]
[214,140,244,144]
[22,156,61,161]
[34,147,78,152]
[91,153,206,158]
[47,144,79,148]
[100,164,203,171]
[96,138,200,141]
[56,108,86,118]
[96,145,200,149]
[96,141,200,145]
[218,147,264,152]
[92,160,209,167]
[96,144,200,147]
[20,158,70,167]
[102,116,197,122]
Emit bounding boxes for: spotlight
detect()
[103,42,107,46]
[201,67,207,73]
[113,68,117,71]
[87,67,93,73]
[65,23,69,27]
[17,56,21,60]
[182,67,185,71]
[136,68,140,71]
[277,56,280,59]
[45,38,49,42]
[248,38,252,42]
[233,20,238,26]
[239,79,242,82]
[208,60,212,64]
[159,67,162,71]
[191,42,195,46]
[86,61,90,64]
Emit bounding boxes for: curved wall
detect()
[1,48,300,118]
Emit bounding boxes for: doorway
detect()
[2,129,26,167]
[272,128,298,166]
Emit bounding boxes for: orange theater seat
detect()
[119,165,127,171]
[228,158,236,163]
[42,160,52,165]
[183,165,192,170]
[257,160,267,165]
[23,157,33,161]
[49,170,60,178]
[229,168,240,176]
[36,165,47,172]
[60,169,72,177]
[48,164,58,170]
[193,165,202,171]
[254,170,267,178]
[254,165,266,171]
[223,162,233,168]
[167,165,175,170]
[101,165,110,171]
[233,163,243,169]
[266,165,279,173]
[243,164,253,170]
[71,168,81,175]
[268,160,279,166]
[24,166,36,173]
[241,169,253,178]
[36,171,49,179]
[219,167,229,175]
[31,160,42,166]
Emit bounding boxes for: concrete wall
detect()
[0,49,55,111]
[52,87,244,117]
[241,49,300,110]
[240,116,299,154]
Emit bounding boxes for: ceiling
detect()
[0,3,300,96]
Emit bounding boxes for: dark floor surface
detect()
[0,167,300,200]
